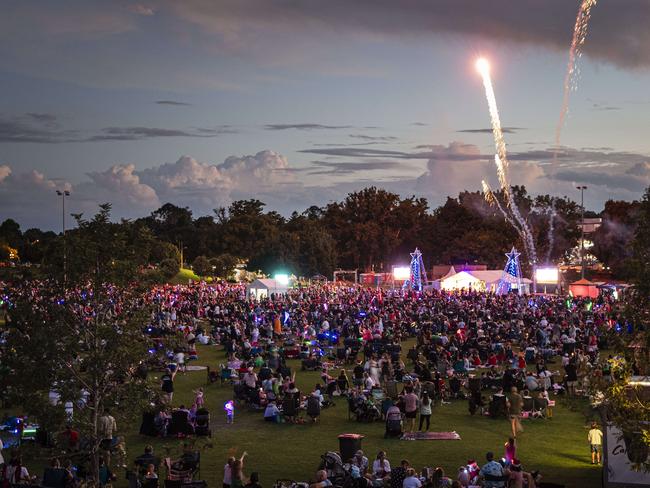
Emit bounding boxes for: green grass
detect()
[169,268,212,285]
[117,344,601,488]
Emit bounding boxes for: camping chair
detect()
[282,395,298,421]
[523,396,535,413]
[206,366,219,384]
[306,396,321,422]
[168,410,194,436]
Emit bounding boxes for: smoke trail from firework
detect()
[482,180,520,229]
[476,58,537,264]
[555,0,598,157]
[544,201,557,263]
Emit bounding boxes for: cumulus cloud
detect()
[2,144,648,229]
[86,164,159,208]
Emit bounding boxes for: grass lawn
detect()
[116,343,602,488]
[169,268,212,285]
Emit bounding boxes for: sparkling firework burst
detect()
[476,58,537,266]
[555,0,598,158]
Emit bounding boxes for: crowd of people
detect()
[0,280,629,487]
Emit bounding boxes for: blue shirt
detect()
[479,460,505,488]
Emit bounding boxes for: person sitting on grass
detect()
[263,400,281,423]
[310,470,332,488]
[372,451,391,481]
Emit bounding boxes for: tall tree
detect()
[4,204,157,486]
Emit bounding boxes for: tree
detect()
[210,254,239,280]
[192,255,212,277]
[4,204,158,486]
[592,200,640,278]
[591,187,650,471]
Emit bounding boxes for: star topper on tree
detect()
[497,246,523,295]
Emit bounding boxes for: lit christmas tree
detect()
[405,248,427,292]
[497,247,523,295]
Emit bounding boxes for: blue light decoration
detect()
[496,247,523,295]
[404,248,427,292]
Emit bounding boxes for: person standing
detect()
[402,387,419,433]
[588,422,603,465]
[418,391,432,432]
[506,387,523,439]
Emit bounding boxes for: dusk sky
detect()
[1,0,649,229]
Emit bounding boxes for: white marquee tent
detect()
[439,266,532,293]
[246,278,289,299]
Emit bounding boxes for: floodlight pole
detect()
[56,190,70,285]
[577,186,588,279]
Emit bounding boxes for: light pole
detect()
[56,190,70,284]
[577,185,588,279]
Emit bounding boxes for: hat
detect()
[355,450,364,457]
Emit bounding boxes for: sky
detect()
[1,0,649,230]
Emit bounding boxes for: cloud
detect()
[155,100,191,106]
[265,124,352,131]
[127,4,156,16]
[457,127,524,134]
[86,126,220,141]
[169,0,650,69]
[0,114,76,143]
[307,160,410,176]
[553,170,648,193]
[348,134,398,142]
[85,164,159,208]
[591,103,621,111]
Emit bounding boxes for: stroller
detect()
[384,406,403,438]
[195,408,211,437]
[318,452,352,488]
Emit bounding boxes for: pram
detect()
[194,408,211,437]
[384,406,403,438]
[318,452,350,488]
[168,410,195,436]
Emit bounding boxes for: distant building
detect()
[579,217,602,235]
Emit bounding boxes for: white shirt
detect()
[403,476,422,488]
[372,459,391,476]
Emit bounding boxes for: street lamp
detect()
[56,190,71,284]
[576,185,588,279]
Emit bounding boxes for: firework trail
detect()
[482,180,520,229]
[555,0,598,159]
[476,58,537,265]
[545,201,557,263]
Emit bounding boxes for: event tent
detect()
[246,278,288,299]
[440,267,532,293]
[569,278,599,298]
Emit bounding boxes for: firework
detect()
[476,58,537,266]
[555,0,598,158]
[544,201,557,263]
[482,180,519,230]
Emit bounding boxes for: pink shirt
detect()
[403,393,418,413]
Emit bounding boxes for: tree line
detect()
[0,185,646,280]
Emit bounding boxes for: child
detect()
[194,388,205,407]
[588,422,603,464]
[504,437,516,465]
[114,436,127,468]
[225,400,235,424]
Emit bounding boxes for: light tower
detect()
[406,248,427,292]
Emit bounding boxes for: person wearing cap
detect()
[352,450,369,475]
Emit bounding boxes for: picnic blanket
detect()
[400,431,461,441]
